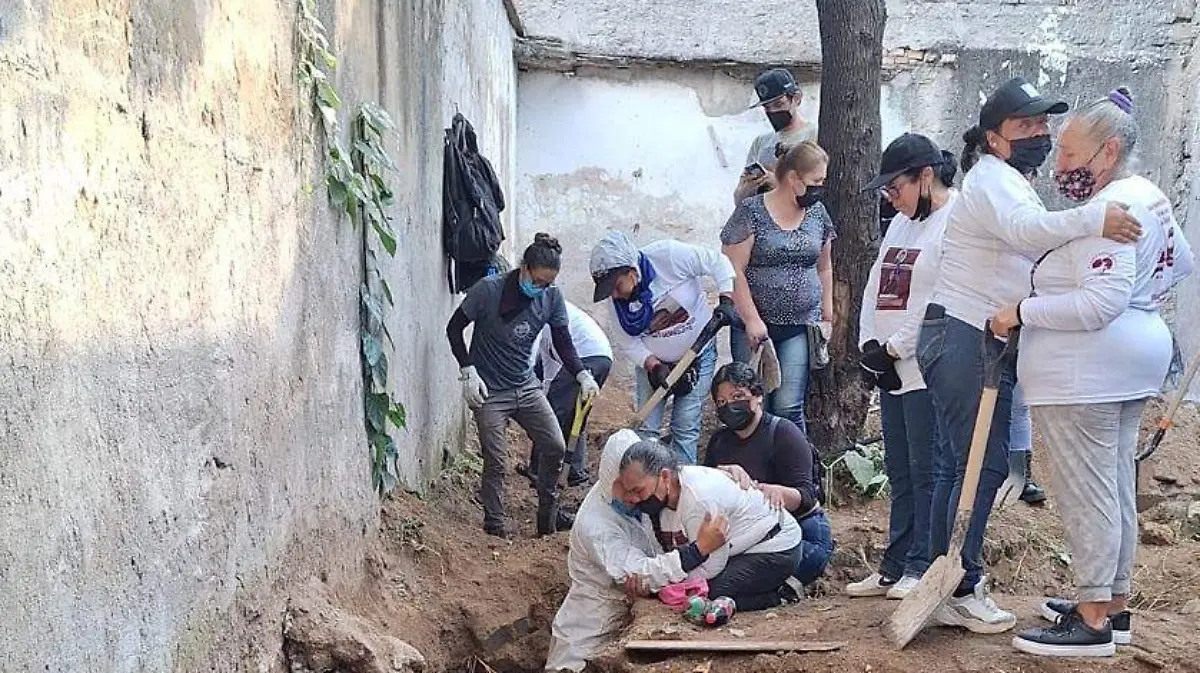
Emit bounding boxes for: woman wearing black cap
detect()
[915,77,1143,636]
[848,133,958,601]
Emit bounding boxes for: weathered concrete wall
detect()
[1170,9,1200,399]
[513,0,1179,65]
[0,0,514,670]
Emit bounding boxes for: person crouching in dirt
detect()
[545,429,729,672]
[446,234,601,538]
[916,77,1143,635]
[990,87,1193,658]
[615,439,804,612]
[849,133,958,600]
[705,362,833,587]
[521,299,613,488]
[589,230,739,464]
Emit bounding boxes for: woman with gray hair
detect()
[614,439,804,612]
[991,87,1193,657]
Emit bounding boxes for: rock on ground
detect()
[284,580,426,673]
[1140,521,1177,546]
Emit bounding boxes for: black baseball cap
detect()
[751,68,799,107]
[865,133,946,191]
[979,77,1069,130]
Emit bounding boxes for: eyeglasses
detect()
[881,177,914,201]
[714,390,754,408]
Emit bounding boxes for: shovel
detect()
[1134,346,1200,507]
[748,338,782,395]
[558,391,594,487]
[632,313,730,425]
[886,322,1020,650]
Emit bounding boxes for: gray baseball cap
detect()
[589,231,639,302]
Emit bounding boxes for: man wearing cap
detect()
[589,231,739,464]
[913,77,1143,636]
[733,68,818,205]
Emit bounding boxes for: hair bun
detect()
[534,232,562,253]
[1108,87,1134,114]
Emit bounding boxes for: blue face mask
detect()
[610,498,641,519]
[519,278,545,298]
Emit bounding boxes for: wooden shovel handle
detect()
[632,348,699,424]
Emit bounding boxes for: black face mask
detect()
[717,400,756,431]
[796,185,826,209]
[913,183,932,221]
[1006,135,1053,175]
[766,109,793,132]
[636,476,667,516]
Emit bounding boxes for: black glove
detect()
[860,340,897,374]
[860,340,902,392]
[670,360,700,397]
[713,295,738,327]
[647,362,672,390]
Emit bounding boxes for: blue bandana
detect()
[613,253,657,337]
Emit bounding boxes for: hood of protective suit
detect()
[586,428,641,511]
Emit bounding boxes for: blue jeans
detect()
[1009,383,1032,453]
[793,510,834,585]
[730,326,809,434]
[879,388,937,579]
[916,314,1014,594]
[635,343,718,464]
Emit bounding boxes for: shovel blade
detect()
[885,552,965,649]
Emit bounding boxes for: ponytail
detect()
[960,125,987,174]
[936,150,958,187]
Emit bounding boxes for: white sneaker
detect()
[934,576,1017,634]
[886,575,920,600]
[846,572,897,598]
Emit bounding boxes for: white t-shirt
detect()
[607,240,737,365]
[859,191,957,394]
[931,154,1106,330]
[655,466,803,581]
[1017,176,1194,406]
[532,301,613,387]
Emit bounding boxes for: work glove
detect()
[646,362,673,390]
[577,369,600,402]
[713,295,738,327]
[460,366,488,410]
[860,340,902,392]
[860,340,897,374]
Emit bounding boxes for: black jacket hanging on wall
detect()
[442,113,506,293]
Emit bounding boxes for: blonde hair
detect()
[774,140,828,180]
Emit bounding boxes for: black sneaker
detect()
[484,522,513,539]
[1020,480,1047,505]
[1041,599,1131,645]
[567,471,592,488]
[1012,610,1115,658]
[536,505,576,536]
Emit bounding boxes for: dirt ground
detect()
[351,385,1200,673]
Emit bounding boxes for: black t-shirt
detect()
[704,413,823,514]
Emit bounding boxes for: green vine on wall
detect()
[298,0,406,495]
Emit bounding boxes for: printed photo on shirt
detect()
[876,247,922,311]
[653,508,689,552]
[647,295,694,337]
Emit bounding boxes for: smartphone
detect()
[743,162,766,180]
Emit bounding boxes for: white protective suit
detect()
[544,430,687,672]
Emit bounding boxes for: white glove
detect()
[461,366,488,409]
[577,369,600,402]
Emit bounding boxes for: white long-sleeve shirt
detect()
[656,466,802,581]
[1018,175,1194,406]
[859,191,957,394]
[532,301,613,388]
[606,240,736,365]
[931,154,1106,329]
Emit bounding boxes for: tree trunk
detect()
[808,0,886,457]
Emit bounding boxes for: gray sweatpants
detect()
[1032,399,1146,603]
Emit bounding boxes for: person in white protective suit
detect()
[545,430,727,672]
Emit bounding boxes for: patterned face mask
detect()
[1054,165,1098,202]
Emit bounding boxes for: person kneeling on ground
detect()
[705,362,833,587]
[522,299,613,488]
[446,234,600,538]
[615,439,804,611]
[545,430,729,672]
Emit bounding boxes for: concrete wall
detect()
[0,0,514,670]
[513,0,1180,64]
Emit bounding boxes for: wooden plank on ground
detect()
[625,640,846,653]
